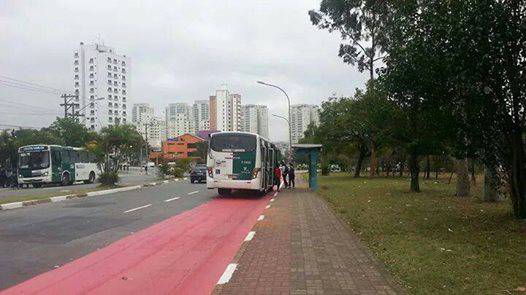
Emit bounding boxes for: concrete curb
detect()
[0,178,182,211]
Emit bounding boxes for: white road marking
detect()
[257,215,265,221]
[187,191,199,195]
[164,197,180,202]
[244,231,256,241]
[270,198,275,202]
[124,204,151,213]
[265,205,271,209]
[217,263,237,285]
[273,192,278,197]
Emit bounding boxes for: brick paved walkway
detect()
[214,179,402,295]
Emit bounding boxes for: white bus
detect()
[18,145,99,187]
[207,132,280,196]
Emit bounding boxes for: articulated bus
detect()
[207,132,280,196]
[18,145,99,188]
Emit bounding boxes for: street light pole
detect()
[257,81,292,161]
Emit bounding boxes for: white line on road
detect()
[244,231,256,241]
[187,191,199,195]
[265,205,271,209]
[257,215,265,221]
[217,263,237,285]
[164,197,180,202]
[124,204,152,213]
[270,198,275,202]
[273,192,278,197]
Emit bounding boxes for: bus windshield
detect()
[19,151,50,169]
[210,133,256,152]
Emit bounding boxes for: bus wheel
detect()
[218,188,231,196]
[32,183,42,188]
[61,173,70,186]
[84,172,95,184]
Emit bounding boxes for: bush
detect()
[98,171,119,186]
[321,162,330,176]
[172,167,185,178]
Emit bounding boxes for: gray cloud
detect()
[0,0,367,140]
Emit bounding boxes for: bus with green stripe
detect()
[18,145,99,188]
[207,132,280,196]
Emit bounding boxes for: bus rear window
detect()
[210,134,256,152]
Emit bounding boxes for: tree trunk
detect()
[370,133,378,177]
[409,152,420,192]
[509,130,526,218]
[483,165,499,202]
[354,148,365,178]
[455,158,470,197]
[425,155,431,179]
[399,159,405,177]
[470,159,476,185]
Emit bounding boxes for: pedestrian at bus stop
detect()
[288,164,296,189]
[282,162,289,188]
[274,165,282,191]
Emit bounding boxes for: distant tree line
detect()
[308,0,525,218]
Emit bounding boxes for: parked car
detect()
[190,164,207,183]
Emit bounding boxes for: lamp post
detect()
[73,97,105,120]
[257,81,292,161]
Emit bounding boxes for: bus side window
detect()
[62,150,71,163]
[72,151,80,163]
[52,149,61,166]
[80,151,88,163]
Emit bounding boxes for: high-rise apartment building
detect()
[74,42,130,131]
[165,103,192,138]
[209,87,242,132]
[192,100,209,132]
[143,116,165,149]
[132,103,153,124]
[290,104,320,144]
[132,103,164,149]
[242,105,269,138]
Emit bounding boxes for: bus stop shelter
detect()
[292,144,322,190]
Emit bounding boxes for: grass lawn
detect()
[318,173,526,294]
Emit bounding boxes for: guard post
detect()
[292,144,323,190]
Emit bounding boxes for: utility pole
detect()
[59,94,80,118]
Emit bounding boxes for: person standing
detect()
[282,163,289,188]
[274,165,282,191]
[288,164,296,189]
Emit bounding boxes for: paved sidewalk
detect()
[214,179,401,295]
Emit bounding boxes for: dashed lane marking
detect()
[270,198,275,202]
[244,231,256,241]
[257,215,265,221]
[164,197,180,202]
[217,263,237,285]
[265,205,271,209]
[123,204,152,213]
[187,191,199,195]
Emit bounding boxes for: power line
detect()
[0,80,60,95]
[0,74,67,93]
[0,99,58,112]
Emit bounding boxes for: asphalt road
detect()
[0,168,160,201]
[0,179,217,289]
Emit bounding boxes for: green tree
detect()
[87,124,144,185]
[48,117,97,147]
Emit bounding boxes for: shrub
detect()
[98,171,119,186]
[172,167,185,178]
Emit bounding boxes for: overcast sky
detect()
[0,0,367,141]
